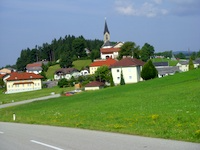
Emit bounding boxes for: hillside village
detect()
[0,20,200,94]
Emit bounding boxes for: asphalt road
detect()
[0,122,199,150]
[0,94,60,109]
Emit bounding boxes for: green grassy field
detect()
[0,69,200,142]
[72,59,91,70]
[152,58,178,66]
[0,86,74,104]
[46,64,61,79]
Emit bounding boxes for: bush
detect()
[141,60,158,80]
[58,78,69,88]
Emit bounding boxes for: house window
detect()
[117,77,120,80]
[129,76,132,79]
[117,69,119,72]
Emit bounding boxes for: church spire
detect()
[104,18,110,34]
[103,18,110,43]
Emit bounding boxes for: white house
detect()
[85,81,105,91]
[110,57,145,85]
[176,61,189,72]
[26,61,48,74]
[80,69,89,76]
[54,68,80,80]
[176,60,199,72]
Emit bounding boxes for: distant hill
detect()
[173,51,195,56]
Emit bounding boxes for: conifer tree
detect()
[110,72,115,87]
[141,60,158,80]
[189,57,194,70]
[120,70,125,85]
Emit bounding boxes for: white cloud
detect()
[115,0,168,17]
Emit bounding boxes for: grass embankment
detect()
[0,69,200,142]
[72,59,91,70]
[46,64,60,79]
[0,86,74,104]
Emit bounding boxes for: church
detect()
[100,19,123,59]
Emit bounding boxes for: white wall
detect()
[111,66,142,85]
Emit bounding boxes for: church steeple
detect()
[103,18,110,43]
[104,19,110,34]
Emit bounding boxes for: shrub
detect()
[141,60,158,80]
[58,78,69,88]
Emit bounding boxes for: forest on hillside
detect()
[16,35,104,71]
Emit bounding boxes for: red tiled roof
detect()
[0,74,6,79]
[26,63,42,68]
[90,58,117,67]
[85,81,105,87]
[6,72,43,81]
[110,57,145,68]
[100,48,120,53]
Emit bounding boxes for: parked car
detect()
[65,92,75,96]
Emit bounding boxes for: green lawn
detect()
[46,64,60,79]
[0,69,200,142]
[152,58,178,66]
[72,59,91,70]
[0,86,74,104]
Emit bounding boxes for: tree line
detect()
[16,35,103,71]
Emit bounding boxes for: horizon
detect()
[1,0,200,67]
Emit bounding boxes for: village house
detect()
[54,68,80,80]
[26,61,48,74]
[176,60,199,72]
[89,58,117,74]
[3,72,43,94]
[110,57,145,85]
[153,61,180,78]
[0,68,15,74]
[85,81,105,91]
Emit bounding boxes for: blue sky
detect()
[0,0,200,67]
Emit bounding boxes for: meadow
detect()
[0,69,200,143]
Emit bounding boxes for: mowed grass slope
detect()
[0,69,200,142]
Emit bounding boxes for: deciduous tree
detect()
[140,43,155,62]
[118,42,140,60]
[94,66,110,82]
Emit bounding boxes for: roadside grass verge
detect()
[0,86,74,104]
[0,69,200,142]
